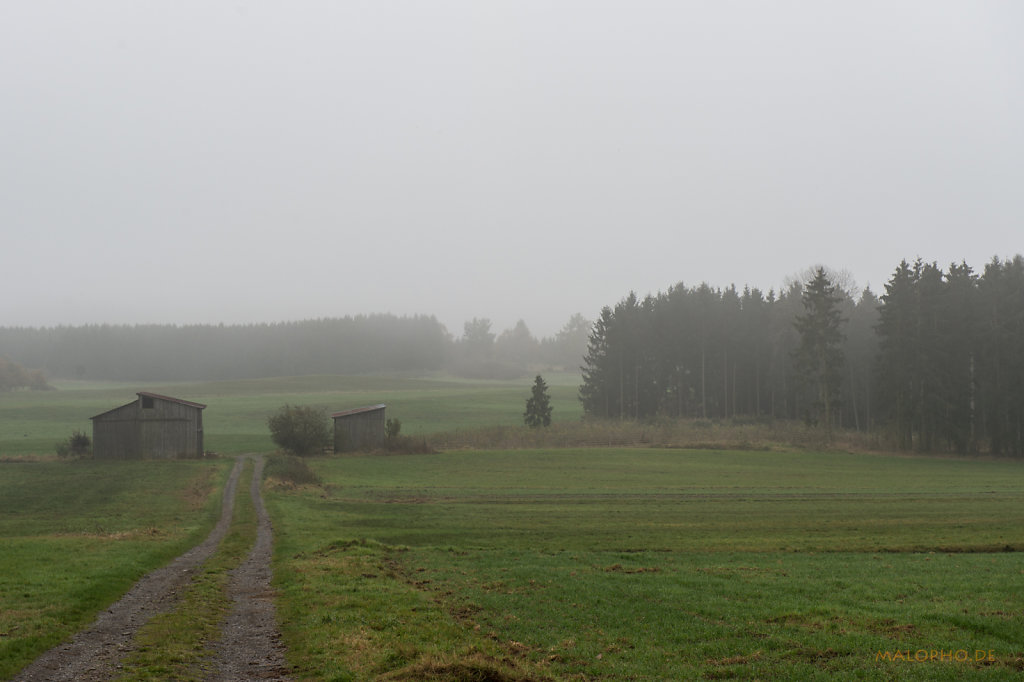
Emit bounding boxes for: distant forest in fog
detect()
[579,256,1024,456]
[0,313,591,382]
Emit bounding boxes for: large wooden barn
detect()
[332,404,386,452]
[91,392,206,460]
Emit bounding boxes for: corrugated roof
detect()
[331,404,386,419]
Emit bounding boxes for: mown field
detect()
[1,375,1023,680]
[267,449,1024,681]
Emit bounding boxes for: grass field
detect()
[265,448,1024,680]
[2,375,1023,680]
[0,373,584,456]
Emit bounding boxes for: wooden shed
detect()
[91,392,206,460]
[332,404,386,452]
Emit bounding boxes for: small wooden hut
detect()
[332,404,386,452]
[91,392,206,460]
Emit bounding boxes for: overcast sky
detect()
[2,2,1021,338]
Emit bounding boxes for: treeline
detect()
[0,357,51,391]
[0,313,591,383]
[580,256,1024,457]
[877,258,1024,456]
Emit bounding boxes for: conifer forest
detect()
[579,256,1024,457]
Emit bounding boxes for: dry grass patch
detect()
[424,418,884,454]
[380,652,541,682]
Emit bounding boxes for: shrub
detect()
[267,404,330,456]
[385,417,402,439]
[264,454,323,486]
[56,430,91,458]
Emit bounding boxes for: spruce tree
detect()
[580,308,615,418]
[793,268,847,442]
[524,374,553,428]
[876,260,919,449]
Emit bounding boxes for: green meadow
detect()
[0,373,584,457]
[1,375,1022,680]
[267,448,1024,680]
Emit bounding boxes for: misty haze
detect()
[2,3,1023,680]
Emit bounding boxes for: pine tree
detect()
[976,256,1024,456]
[793,268,847,442]
[524,374,553,428]
[843,287,880,432]
[941,261,979,453]
[876,260,919,449]
[579,307,615,418]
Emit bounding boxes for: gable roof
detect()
[137,392,207,410]
[331,404,386,419]
[90,401,137,421]
[91,392,207,420]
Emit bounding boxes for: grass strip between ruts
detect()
[114,458,258,681]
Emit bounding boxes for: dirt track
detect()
[14,455,291,681]
[212,455,291,680]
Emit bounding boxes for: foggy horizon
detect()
[3,2,1021,339]
[0,255,1018,341]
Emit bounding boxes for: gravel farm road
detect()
[14,455,292,682]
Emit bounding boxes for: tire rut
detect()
[14,455,291,681]
[210,455,291,680]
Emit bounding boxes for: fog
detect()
[2,2,1021,338]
